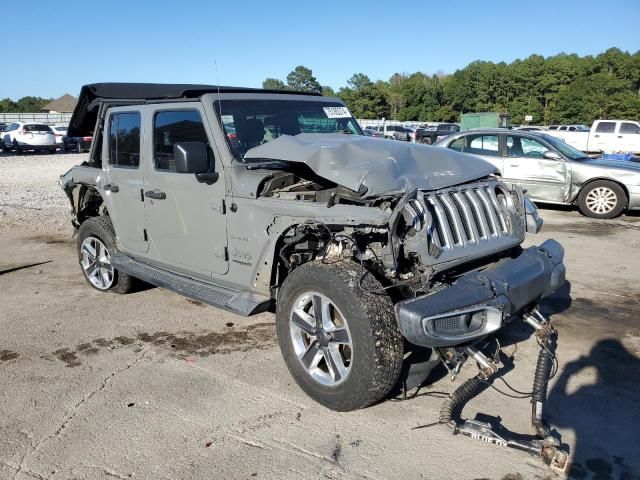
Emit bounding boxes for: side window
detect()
[153,110,209,171]
[595,122,616,133]
[620,122,640,134]
[506,136,548,158]
[108,112,141,168]
[568,126,576,131]
[467,135,499,156]
[521,137,548,158]
[449,137,466,152]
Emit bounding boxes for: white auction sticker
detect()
[323,106,351,118]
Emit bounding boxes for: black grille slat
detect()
[437,194,460,245]
[450,192,473,242]
[463,190,487,238]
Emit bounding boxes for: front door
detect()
[102,109,148,253]
[143,104,228,277]
[502,135,570,203]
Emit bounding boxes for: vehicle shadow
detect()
[547,338,640,479]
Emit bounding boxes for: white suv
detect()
[1,122,57,154]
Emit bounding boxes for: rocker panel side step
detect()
[111,253,271,316]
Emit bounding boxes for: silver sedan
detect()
[434,129,640,219]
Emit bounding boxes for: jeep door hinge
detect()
[212,246,228,261]
[143,229,148,242]
[211,199,226,214]
[140,189,144,202]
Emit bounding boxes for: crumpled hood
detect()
[244,133,498,196]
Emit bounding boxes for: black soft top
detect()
[67,82,320,136]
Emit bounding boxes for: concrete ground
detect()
[1,155,639,479]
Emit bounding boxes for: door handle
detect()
[145,190,166,200]
[104,184,119,193]
[594,134,600,138]
[617,135,623,138]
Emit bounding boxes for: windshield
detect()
[214,99,362,159]
[541,134,589,160]
[574,125,590,131]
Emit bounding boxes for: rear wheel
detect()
[577,180,627,219]
[276,261,404,411]
[77,216,134,294]
[13,140,22,155]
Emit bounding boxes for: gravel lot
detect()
[1,153,639,479]
[0,151,84,234]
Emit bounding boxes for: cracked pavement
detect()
[1,162,639,479]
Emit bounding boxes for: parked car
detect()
[415,123,460,144]
[63,135,93,152]
[362,127,383,138]
[514,126,547,131]
[51,126,68,148]
[545,120,640,153]
[0,123,8,133]
[435,128,640,218]
[59,85,569,470]
[1,122,57,154]
[370,124,411,141]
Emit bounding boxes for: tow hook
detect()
[437,307,569,472]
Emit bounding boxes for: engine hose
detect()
[532,342,553,404]
[531,333,557,439]
[439,376,484,428]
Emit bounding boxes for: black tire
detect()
[577,180,627,219]
[49,148,56,154]
[77,216,134,294]
[420,137,432,145]
[13,140,22,155]
[276,260,404,411]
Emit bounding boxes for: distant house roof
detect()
[41,94,77,113]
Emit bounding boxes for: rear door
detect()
[617,121,640,153]
[447,133,504,173]
[143,104,228,277]
[590,121,617,152]
[502,134,569,203]
[102,108,148,253]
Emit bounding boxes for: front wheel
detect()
[276,261,404,411]
[77,216,134,294]
[577,180,627,219]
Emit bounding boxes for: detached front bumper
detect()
[395,239,566,348]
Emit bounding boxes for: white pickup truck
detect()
[545,120,640,153]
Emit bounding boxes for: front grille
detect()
[432,314,469,335]
[424,182,511,250]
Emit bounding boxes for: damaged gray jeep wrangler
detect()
[61,83,568,468]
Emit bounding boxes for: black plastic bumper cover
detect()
[395,239,565,347]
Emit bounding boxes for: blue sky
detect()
[3,0,639,100]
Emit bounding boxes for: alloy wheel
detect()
[80,236,115,290]
[289,292,353,386]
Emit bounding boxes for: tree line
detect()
[263,48,640,125]
[0,97,54,113]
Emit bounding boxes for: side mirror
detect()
[173,142,219,184]
[174,142,209,173]
[543,150,562,160]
